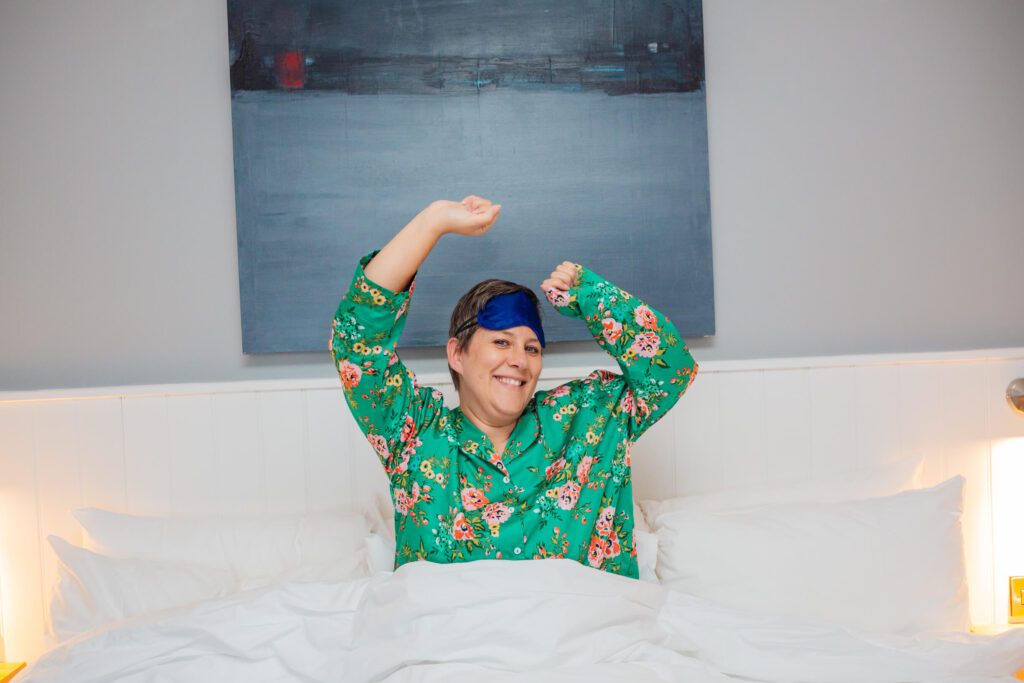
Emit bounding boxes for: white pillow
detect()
[365,491,395,540]
[73,508,370,583]
[653,475,970,635]
[47,535,236,642]
[634,529,659,584]
[631,501,658,583]
[633,500,652,533]
[641,454,924,522]
[365,532,395,574]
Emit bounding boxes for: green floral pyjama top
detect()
[331,250,698,579]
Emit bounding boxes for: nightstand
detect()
[0,663,25,683]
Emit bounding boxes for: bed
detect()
[2,346,1024,681]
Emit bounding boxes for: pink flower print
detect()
[605,529,621,559]
[635,395,650,419]
[596,506,616,537]
[620,392,636,416]
[402,436,421,458]
[482,502,513,525]
[394,450,410,474]
[576,456,594,484]
[391,436,419,474]
[545,288,570,307]
[337,359,362,388]
[630,331,661,358]
[545,457,567,481]
[461,487,489,511]
[452,512,475,540]
[550,385,571,398]
[394,489,411,515]
[399,415,416,443]
[367,433,389,460]
[602,317,623,344]
[587,536,609,568]
[633,305,658,330]
[557,481,581,510]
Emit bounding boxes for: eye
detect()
[527,346,540,355]
[494,339,510,347]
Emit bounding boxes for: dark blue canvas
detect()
[228,0,714,352]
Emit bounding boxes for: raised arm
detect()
[330,197,502,481]
[364,196,502,292]
[541,261,698,441]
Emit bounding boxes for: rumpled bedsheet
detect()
[21,559,1024,683]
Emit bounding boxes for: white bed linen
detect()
[653,476,971,635]
[74,507,370,583]
[20,559,1024,683]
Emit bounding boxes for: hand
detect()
[424,195,502,236]
[541,261,580,305]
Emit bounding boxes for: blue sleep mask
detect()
[455,291,546,348]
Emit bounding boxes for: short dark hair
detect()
[448,280,542,391]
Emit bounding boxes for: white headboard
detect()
[2,346,1023,663]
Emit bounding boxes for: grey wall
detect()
[2,0,1022,391]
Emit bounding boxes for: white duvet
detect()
[22,559,1024,683]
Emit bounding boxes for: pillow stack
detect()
[47,454,972,642]
[48,507,376,643]
[74,507,371,584]
[638,455,973,635]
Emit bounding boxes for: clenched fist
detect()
[541,261,581,307]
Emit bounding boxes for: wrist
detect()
[416,202,449,239]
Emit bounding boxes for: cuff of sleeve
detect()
[546,263,591,319]
[567,263,606,306]
[350,249,416,314]
[571,264,597,292]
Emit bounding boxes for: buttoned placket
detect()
[451,402,543,477]
[450,401,550,558]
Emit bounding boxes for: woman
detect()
[331,195,698,578]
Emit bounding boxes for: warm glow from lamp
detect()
[0,515,6,662]
[992,437,1024,624]
[0,573,5,663]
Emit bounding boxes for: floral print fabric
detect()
[331,250,697,578]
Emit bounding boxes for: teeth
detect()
[495,376,524,386]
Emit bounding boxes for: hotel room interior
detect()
[1,1,1023,681]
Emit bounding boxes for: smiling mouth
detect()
[494,375,526,388]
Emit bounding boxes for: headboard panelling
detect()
[2,347,1024,664]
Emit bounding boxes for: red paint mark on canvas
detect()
[275,50,305,89]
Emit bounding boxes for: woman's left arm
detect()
[542,262,699,440]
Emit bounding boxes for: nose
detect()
[507,345,528,369]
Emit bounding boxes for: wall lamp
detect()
[1008,378,1024,414]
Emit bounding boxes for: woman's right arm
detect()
[360,205,443,294]
[364,196,502,292]
[330,197,501,479]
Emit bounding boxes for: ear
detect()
[446,337,463,375]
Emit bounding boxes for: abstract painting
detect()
[228,0,714,352]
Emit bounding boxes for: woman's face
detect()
[447,326,543,426]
